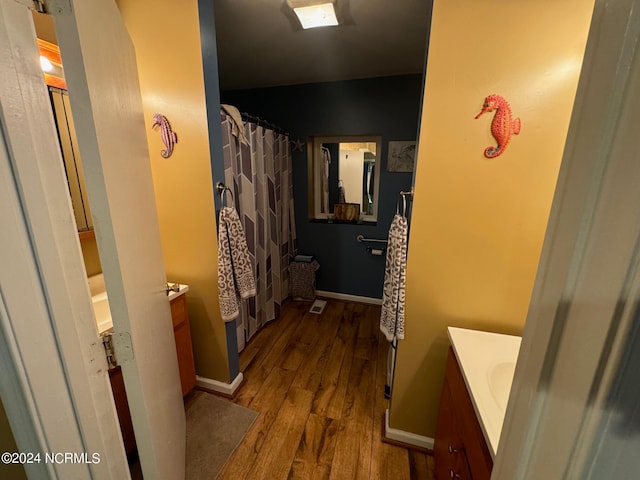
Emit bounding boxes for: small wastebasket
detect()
[289,257,320,300]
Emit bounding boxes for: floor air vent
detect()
[309,299,327,315]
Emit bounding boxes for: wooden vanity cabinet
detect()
[434,348,493,480]
[109,366,137,456]
[170,293,197,396]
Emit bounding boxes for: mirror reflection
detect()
[309,135,381,223]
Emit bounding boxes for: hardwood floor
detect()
[217,299,435,480]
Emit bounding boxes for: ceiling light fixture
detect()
[39,55,54,73]
[287,0,339,29]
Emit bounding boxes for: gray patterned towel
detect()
[380,214,408,341]
[218,206,256,321]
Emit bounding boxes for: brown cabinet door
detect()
[170,294,196,396]
[451,452,474,480]
[434,377,462,479]
[170,293,188,328]
[109,367,136,455]
[445,350,493,480]
[174,320,197,396]
[435,349,494,480]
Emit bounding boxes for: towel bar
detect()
[399,188,414,200]
[356,234,388,244]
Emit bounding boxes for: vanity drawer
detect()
[170,294,187,328]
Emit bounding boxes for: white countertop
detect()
[88,274,188,335]
[167,283,189,302]
[447,326,521,459]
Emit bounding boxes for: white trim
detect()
[384,409,434,450]
[196,373,244,396]
[316,290,382,305]
[236,323,246,352]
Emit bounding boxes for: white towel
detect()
[380,214,408,341]
[217,206,256,321]
[221,104,250,145]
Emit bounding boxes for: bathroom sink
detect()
[487,360,516,413]
[167,283,189,301]
[448,327,521,458]
[92,295,113,334]
[87,274,188,334]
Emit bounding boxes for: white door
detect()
[0,1,185,479]
[52,1,187,479]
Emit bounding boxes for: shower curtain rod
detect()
[240,112,289,136]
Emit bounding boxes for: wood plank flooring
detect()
[217,299,435,480]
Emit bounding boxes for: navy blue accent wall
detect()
[221,75,422,299]
[198,0,239,380]
[198,0,227,216]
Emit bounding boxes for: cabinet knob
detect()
[450,469,461,479]
[448,445,459,454]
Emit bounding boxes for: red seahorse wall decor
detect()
[152,113,178,158]
[475,94,521,158]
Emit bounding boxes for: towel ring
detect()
[216,182,234,208]
[396,194,407,218]
[222,188,234,208]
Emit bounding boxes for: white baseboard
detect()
[384,409,434,450]
[316,290,382,306]
[196,372,244,396]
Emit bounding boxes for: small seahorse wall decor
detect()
[475,94,521,158]
[151,113,178,158]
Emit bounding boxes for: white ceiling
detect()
[213,0,432,91]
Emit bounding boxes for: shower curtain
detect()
[220,112,297,351]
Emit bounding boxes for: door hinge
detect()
[101,332,134,369]
[30,0,71,15]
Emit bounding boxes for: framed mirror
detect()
[308,135,382,224]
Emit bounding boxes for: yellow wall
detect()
[390,0,595,436]
[117,0,230,382]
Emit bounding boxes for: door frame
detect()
[3,0,640,479]
[493,0,640,478]
[0,1,129,479]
